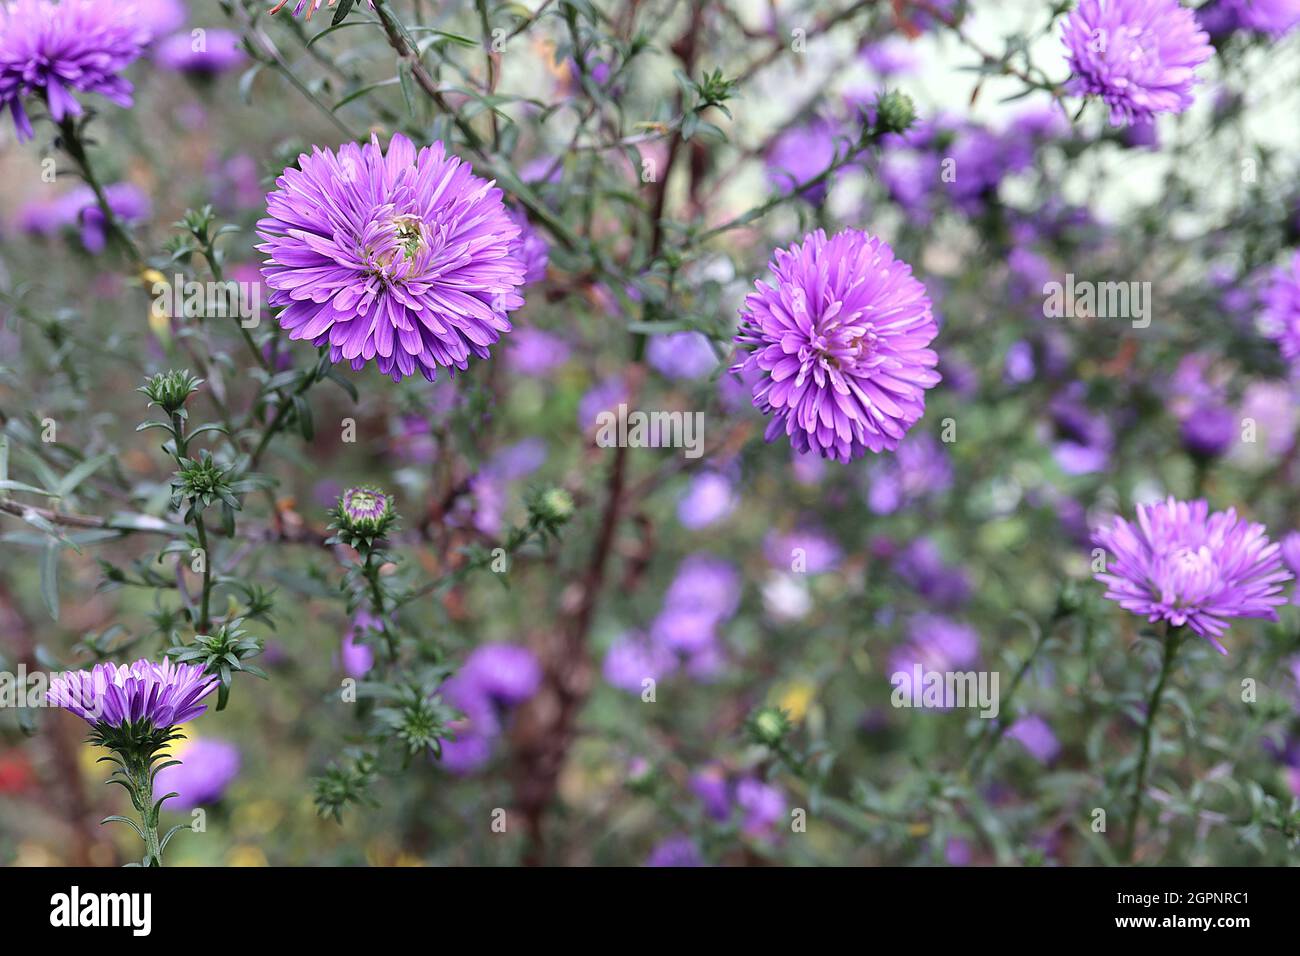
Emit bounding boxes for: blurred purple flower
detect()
[860,37,919,76]
[646,331,718,381]
[1003,340,1036,385]
[735,778,786,837]
[435,673,500,775]
[677,471,737,529]
[1007,715,1061,764]
[1279,532,1300,604]
[462,643,542,706]
[645,834,704,867]
[340,611,381,678]
[1204,0,1300,37]
[1049,384,1113,475]
[578,374,628,431]
[690,765,732,820]
[1093,497,1291,652]
[1260,251,1300,375]
[506,327,571,375]
[154,739,240,810]
[506,206,549,286]
[764,526,842,573]
[1181,405,1238,459]
[19,183,150,255]
[603,631,676,692]
[154,29,246,75]
[765,118,847,204]
[866,431,952,515]
[894,538,971,609]
[137,0,186,40]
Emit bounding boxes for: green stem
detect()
[967,610,1062,778]
[126,754,163,866]
[194,513,213,635]
[56,117,145,268]
[362,549,399,663]
[1123,626,1182,863]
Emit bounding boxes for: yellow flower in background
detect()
[226,845,268,867]
[775,678,817,723]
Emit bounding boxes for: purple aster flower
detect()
[860,37,920,76]
[1061,0,1213,126]
[733,228,940,462]
[677,471,737,529]
[578,374,628,432]
[603,631,676,692]
[1049,385,1114,475]
[946,837,973,866]
[651,555,741,654]
[1260,251,1300,374]
[894,537,971,609]
[137,0,185,40]
[340,610,380,677]
[18,182,150,254]
[1006,715,1061,764]
[1092,497,1292,651]
[645,834,705,867]
[690,765,732,820]
[1206,0,1300,37]
[765,118,848,204]
[1279,532,1300,604]
[646,330,719,381]
[47,658,218,730]
[683,640,726,681]
[0,0,148,141]
[258,133,526,382]
[905,612,980,668]
[485,437,547,482]
[505,206,548,286]
[270,0,375,18]
[461,643,542,706]
[866,431,952,515]
[154,738,240,810]
[1181,404,1238,458]
[764,526,842,573]
[154,29,246,76]
[735,777,786,837]
[506,327,570,374]
[889,614,981,709]
[435,673,500,775]
[664,554,741,619]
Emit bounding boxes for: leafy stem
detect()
[1123,624,1184,863]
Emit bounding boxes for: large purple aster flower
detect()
[258,133,526,382]
[1260,251,1300,374]
[0,0,149,142]
[46,658,218,730]
[1093,497,1291,652]
[1061,0,1213,126]
[733,228,940,462]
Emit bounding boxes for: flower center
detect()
[1156,545,1217,606]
